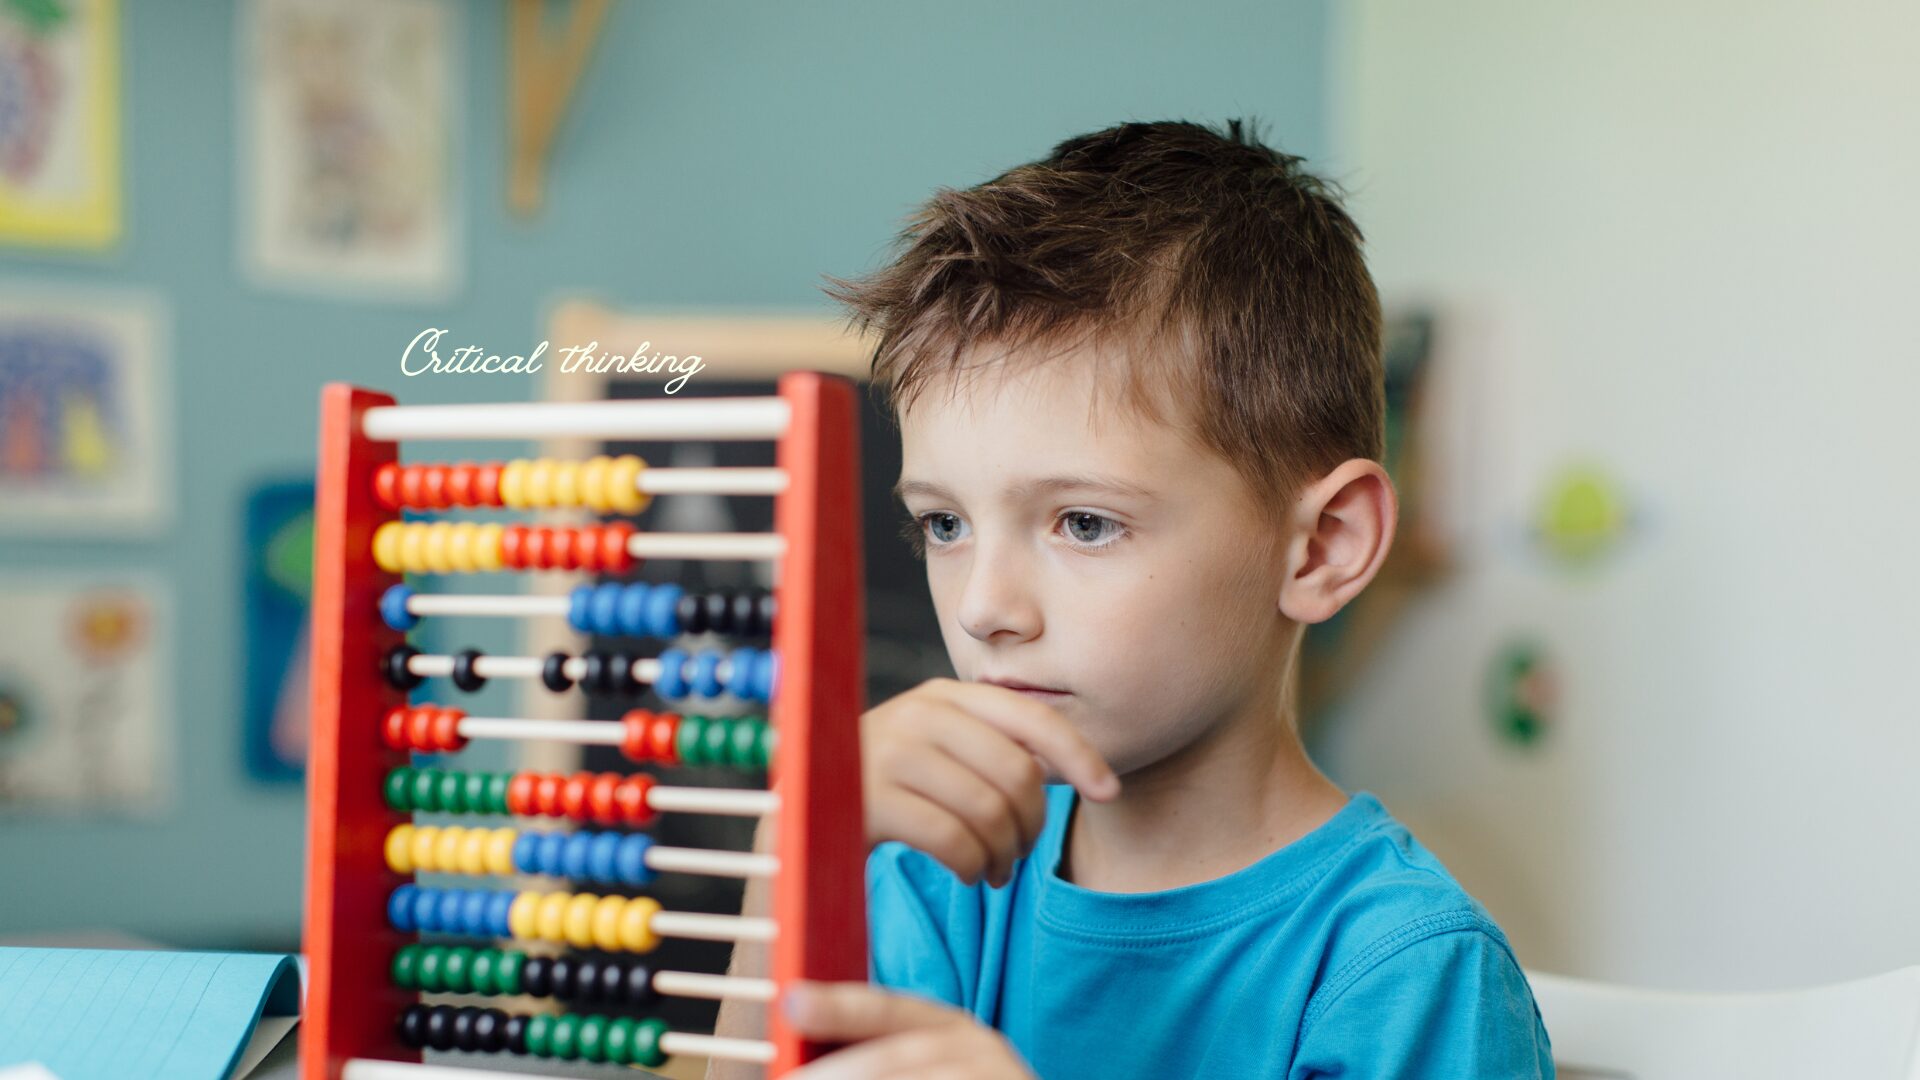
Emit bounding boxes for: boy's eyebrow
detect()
[893,474,1155,503]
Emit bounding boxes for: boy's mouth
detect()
[980,677,1071,699]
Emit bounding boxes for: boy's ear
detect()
[1278,459,1399,625]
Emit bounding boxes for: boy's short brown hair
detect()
[827,119,1383,511]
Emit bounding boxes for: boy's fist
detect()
[862,677,1120,888]
[783,980,1037,1080]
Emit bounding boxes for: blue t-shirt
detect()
[867,786,1554,1078]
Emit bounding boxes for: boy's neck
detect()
[1059,702,1348,894]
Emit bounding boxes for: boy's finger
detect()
[783,980,956,1041]
[875,786,994,883]
[931,680,1121,801]
[927,720,1048,853]
[892,746,1024,886]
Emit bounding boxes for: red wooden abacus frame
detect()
[301,372,867,1079]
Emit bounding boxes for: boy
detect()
[716,119,1553,1078]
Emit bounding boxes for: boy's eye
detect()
[924,512,965,544]
[1061,511,1123,548]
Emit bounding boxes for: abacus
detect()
[302,373,865,1079]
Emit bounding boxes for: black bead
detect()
[398,1004,428,1048]
[677,592,707,635]
[573,957,603,1003]
[451,1006,479,1052]
[384,644,424,690]
[609,652,639,694]
[504,1014,529,1055]
[596,958,627,1004]
[471,1008,505,1053]
[731,591,761,636]
[704,589,736,634]
[521,955,552,997]
[549,956,576,998]
[541,651,574,693]
[623,961,657,1007]
[425,1004,456,1051]
[756,592,777,635]
[581,652,609,694]
[450,648,487,693]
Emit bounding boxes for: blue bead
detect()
[692,649,724,699]
[592,583,623,636]
[460,890,491,935]
[413,887,443,933]
[379,585,419,632]
[432,889,467,934]
[646,584,683,638]
[389,885,420,932]
[617,583,651,636]
[486,891,516,937]
[615,834,656,886]
[587,832,620,883]
[513,833,541,875]
[726,647,758,699]
[654,648,689,700]
[567,585,593,634]
[753,649,779,703]
[536,833,568,877]
[561,834,593,880]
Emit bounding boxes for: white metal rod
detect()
[642,466,788,495]
[410,653,664,687]
[457,717,626,745]
[343,1062,521,1080]
[663,1032,778,1064]
[653,911,777,944]
[362,399,791,442]
[647,786,779,817]
[407,594,566,618]
[653,971,778,1003]
[645,846,779,879]
[630,532,787,560]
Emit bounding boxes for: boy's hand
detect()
[864,677,1120,888]
[784,981,1037,1080]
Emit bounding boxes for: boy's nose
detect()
[956,552,1042,644]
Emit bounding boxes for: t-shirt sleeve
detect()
[865,842,967,1007]
[1291,922,1555,1079]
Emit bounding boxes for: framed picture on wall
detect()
[0,0,122,251]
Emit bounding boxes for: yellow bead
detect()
[536,892,571,943]
[618,896,662,954]
[500,459,531,508]
[384,824,415,874]
[508,892,540,940]
[458,829,490,875]
[608,456,645,515]
[447,523,474,571]
[579,456,611,512]
[526,459,555,507]
[564,893,600,948]
[410,826,439,872]
[400,524,428,575]
[373,522,404,573]
[434,826,465,871]
[591,894,625,951]
[474,523,504,571]
[553,461,582,508]
[422,523,451,573]
[486,829,518,875]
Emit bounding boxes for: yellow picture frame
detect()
[0,0,122,251]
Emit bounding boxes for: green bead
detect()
[417,947,447,992]
[676,714,706,766]
[441,946,474,992]
[701,717,733,766]
[756,723,778,769]
[631,1016,668,1068]
[550,1014,580,1060]
[436,771,467,813]
[390,944,421,989]
[494,950,524,995]
[462,772,490,813]
[524,1014,554,1057]
[410,769,440,811]
[604,1017,636,1065]
[468,950,497,995]
[729,719,761,769]
[486,773,512,814]
[577,1015,608,1063]
[385,768,415,811]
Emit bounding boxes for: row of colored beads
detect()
[384,767,514,815]
[391,945,661,1008]
[620,710,774,770]
[372,521,637,575]
[376,581,778,639]
[384,823,660,887]
[375,456,654,514]
[382,705,468,753]
[382,643,779,703]
[388,885,667,953]
[655,645,777,702]
[381,767,662,825]
[397,1003,669,1068]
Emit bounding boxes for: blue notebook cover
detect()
[0,948,301,1080]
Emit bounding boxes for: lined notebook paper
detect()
[0,948,301,1080]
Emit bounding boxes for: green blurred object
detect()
[3,0,68,34]
[1535,463,1631,567]
[1488,639,1554,748]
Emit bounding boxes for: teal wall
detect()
[0,1,1330,945]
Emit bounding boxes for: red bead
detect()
[406,708,436,752]
[399,466,427,509]
[475,463,503,506]
[600,523,635,573]
[619,711,651,763]
[560,774,593,819]
[421,465,450,509]
[547,528,578,571]
[587,773,621,823]
[534,773,564,816]
[522,527,551,569]
[647,713,679,766]
[507,773,537,816]
[446,463,477,506]
[500,525,529,569]
[374,463,402,510]
[431,707,466,751]
[614,775,655,826]
[382,706,410,751]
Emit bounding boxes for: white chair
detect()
[1528,967,1920,1080]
